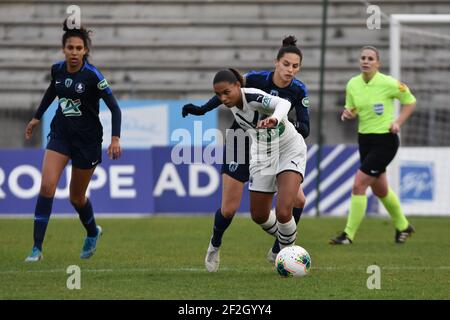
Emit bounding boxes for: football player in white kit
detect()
[213,68,307,253]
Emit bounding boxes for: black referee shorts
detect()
[358,132,399,177]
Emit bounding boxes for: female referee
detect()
[182,36,310,271]
[24,20,122,261]
[212,68,307,271]
[329,46,416,245]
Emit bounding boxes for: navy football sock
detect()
[292,207,303,224]
[211,209,233,248]
[33,195,54,251]
[271,207,304,253]
[74,198,98,237]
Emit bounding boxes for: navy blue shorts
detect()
[358,133,399,177]
[220,162,250,183]
[220,132,250,183]
[46,133,102,169]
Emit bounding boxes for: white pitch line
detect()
[1,266,449,275]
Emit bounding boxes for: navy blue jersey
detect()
[35,60,120,145]
[244,70,310,138]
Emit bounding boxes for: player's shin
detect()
[211,208,233,247]
[33,195,54,250]
[73,198,98,237]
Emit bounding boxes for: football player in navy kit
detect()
[24,21,122,262]
[182,36,310,271]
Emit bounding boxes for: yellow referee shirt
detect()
[345,71,416,134]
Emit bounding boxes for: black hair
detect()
[213,68,245,86]
[361,45,380,61]
[62,19,92,61]
[276,35,303,62]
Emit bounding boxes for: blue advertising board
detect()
[0,150,154,214]
[0,145,371,216]
[400,162,434,202]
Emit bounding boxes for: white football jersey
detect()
[228,87,304,156]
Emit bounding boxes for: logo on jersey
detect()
[373,103,384,115]
[262,96,272,108]
[270,89,279,96]
[398,81,408,92]
[97,79,110,91]
[302,97,310,108]
[59,98,82,117]
[228,161,239,172]
[65,78,73,88]
[75,82,85,93]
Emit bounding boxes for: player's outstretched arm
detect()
[182,95,222,117]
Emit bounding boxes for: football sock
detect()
[74,198,98,237]
[379,188,409,231]
[277,217,297,250]
[344,194,367,241]
[292,207,303,224]
[33,195,53,251]
[259,209,278,238]
[211,209,233,247]
[272,207,303,253]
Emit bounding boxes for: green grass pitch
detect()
[0,216,449,299]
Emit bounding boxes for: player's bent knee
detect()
[250,211,266,225]
[294,196,306,208]
[352,183,368,195]
[277,213,292,224]
[39,184,56,198]
[220,207,237,219]
[69,196,86,209]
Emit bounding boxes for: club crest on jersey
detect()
[75,82,85,93]
[270,89,279,96]
[65,78,73,88]
[262,96,272,108]
[59,98,82,117]
[97,79,109,90]
[374,103,384,115]
[302,97,310,108]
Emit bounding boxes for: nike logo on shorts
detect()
[91,160,99,166]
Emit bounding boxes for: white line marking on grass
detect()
[1,266,449,275]
[0,267,212,275]
[313,266,450,271]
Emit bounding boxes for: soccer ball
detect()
[275,245,311,277]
